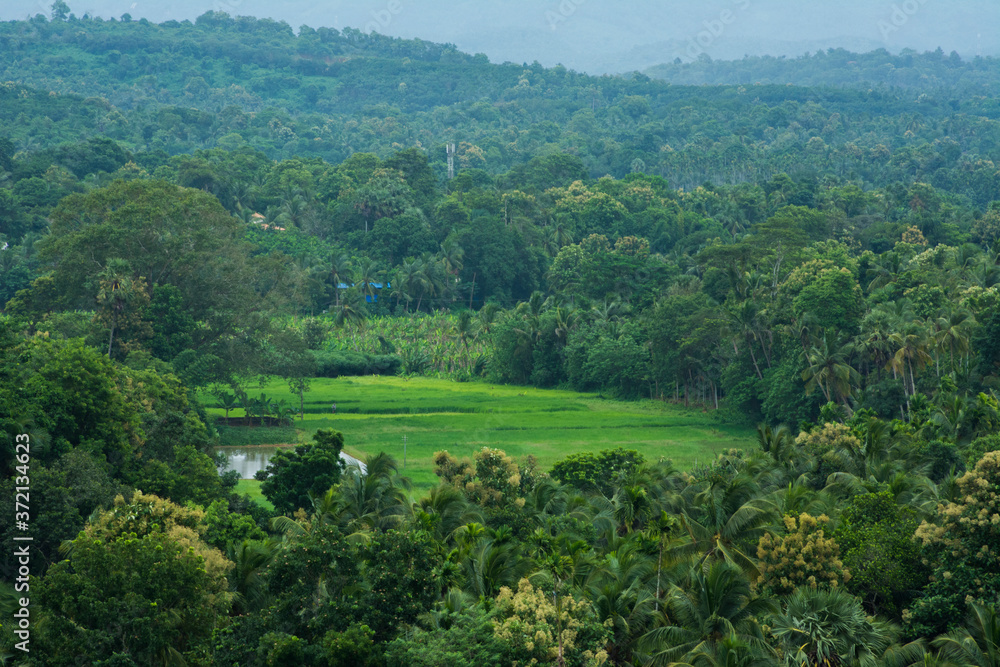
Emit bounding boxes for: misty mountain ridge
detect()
[2,0,997,75]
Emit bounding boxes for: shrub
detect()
[834,491,925,617]
[794,422,859,457]
[493,578,611,667]
[550,448,645,497]
[312,350,401,377]
[964,433,1000,468]
[756,513,850,597]
[906,451,1000,637]
[434,447,537,509]
[384,607,509,667]
[256,429,346,515]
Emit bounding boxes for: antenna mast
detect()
[446,143,456,180]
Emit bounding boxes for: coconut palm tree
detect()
[393,257,420,312]
[333,291,367,328]
[675,473,777,576]
[786,311,822,358]
[801,334,861,412]
[412,484,482,546]
[828,416,903,480]
[638,561,777,667]
[925,393,973,444]
[588,541,657,666]
[461,537,533,599]
[478,302,500,334]
[296,257,329,315]
[454,310,480,370]
[546,218,574,253]
[552,306,580,346]
[772,476,836,518]
[889,324,934,403]
[329,252,353,309]
[335,452,411,537]
[270,486,343,539]
[933,603,1000,667]
[95,258,145,359]
[353,257,382,303]
[590,296,629,326]
[728,300,768,381]
[854,305,905,380]
[965,251,1000,289]
[646,511,678,614]
[227,539,279,615]
[756,424,797,470]
[439,239,464,276]
[613,485,654,535]
[879,641,933,667]
[412,256,446,312]
[867,251,905,291]
[668,633,777,667]
[274,192,309,229]
[934,308,974,376]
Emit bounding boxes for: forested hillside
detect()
[3,6,1000,667]
[646,47,1000,90]
[3,11,1000,193]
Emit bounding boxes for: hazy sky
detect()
[3,0,998,73]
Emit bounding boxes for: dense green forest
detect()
[646,47,1000,91]
[3,5,1000,666]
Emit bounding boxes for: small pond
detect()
[216,446,366,479]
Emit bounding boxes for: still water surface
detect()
[216,447,281,479]
[217,446,366,479]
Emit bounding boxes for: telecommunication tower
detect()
[446,143,456,180]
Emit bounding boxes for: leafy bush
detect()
[550,448,645,497]
[323,624,377,667]
[384,607,509,667]
[964,433,1000,468]
[256,429,346,515]
[434,447,538,509]
[907,451,1000,638]
[756,513,850,597]
[355,530,441,641]
[493,578,611,667]
[918,439,964,482]
[564,322,649,398]
[216,425,299,447]
[257,632,307,667]
[312,350,401,377]
[835,491,925,617]
[32,494,231,665]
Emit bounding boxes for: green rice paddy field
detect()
[203,377,753,491]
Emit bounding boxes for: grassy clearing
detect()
[235,479,273,510]
[204,377,753,489]
[217,425,299,447]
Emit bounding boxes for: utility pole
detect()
[403,435,407,468]
[446,143,456,180]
